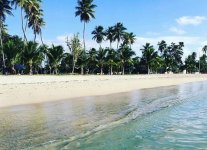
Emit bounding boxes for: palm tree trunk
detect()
[34,33,37,42]
[83,22,86,51]
[24,19,28,33]
[21,8,27,42]
[81,65,84,75]
[40,31,44,45]
[72,60,75,74]
[49,67,52,74]
[122,65,125,75]
[12,64,16,74]
[100,66,103,75]
[110,65,113,75]
[110,41,112,49]
[0,21,6,74]
[29,64,33,75]
[81,22,86,75]
[148,65,150,74]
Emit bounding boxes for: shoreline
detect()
[0,74,207,108]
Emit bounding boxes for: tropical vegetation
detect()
[1,0,207,75]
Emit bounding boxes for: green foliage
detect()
[22,41,44,74]
[75,0,97,23]
[92,26,105,45]
[140,43,158,74]
[113,22,127,49]
[200,54,207,73]
[118,44,135,74]
[96,47,107,74]
[1,0,207,75]
[158,41,184,72]
[4,35,23,66]
[47,45,66,74]
[66,33,83,73]
[185,52,198,73]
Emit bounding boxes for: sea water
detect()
[0,81,207,150]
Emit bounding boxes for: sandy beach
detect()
[0,74,207,108]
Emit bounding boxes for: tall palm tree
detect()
[141,43,158,74]
[105,26,114,49]
[11,0,29,42]
[25,0,44,43]
[28,9,44,42]
[123,32,136,48]
[0,0,13,73]
[92,25,105,47]
[75,0,96,75]
[113,22,126,49]
[75,0,97,51]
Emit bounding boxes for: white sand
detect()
[0,74,207,108]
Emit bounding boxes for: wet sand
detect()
[0,74,207,108]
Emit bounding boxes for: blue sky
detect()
[5,0,207,57]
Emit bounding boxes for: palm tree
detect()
[96,47,107,75]
[158,40,167,54]
[22,41,44,74]
[105,26,114,49]
[11,0,29,42]
[24,0,44,44]
[0,0,13,74]
[202,45,207,55]
[87,48,97,73]
[185,52,198,73]
[150,56,164,74]
[75,0,97,51]
[28,1,45,43]
[4,35,24,74]
[158,41,184,72]
[77,50,88,74]
[75,0,96,75]
[200,54,207,73]
[141,43,158,74]
[118,44,135,75]
[123,32,136,48]
[106,48,117,75]
[47,45,66,74]
[113,22,127,49]
[92,25,105,47]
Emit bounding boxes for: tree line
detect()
[0,0,207,75]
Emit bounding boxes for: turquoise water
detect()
[0,81,207,150]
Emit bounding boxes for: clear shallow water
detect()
[0,81,207,150]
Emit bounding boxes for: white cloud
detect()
[176,16,206,26]
[169,27,186,35]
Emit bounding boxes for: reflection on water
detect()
[0,81,207,150]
